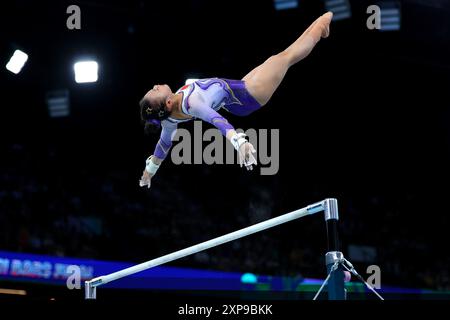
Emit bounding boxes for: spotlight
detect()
[74,60,98,83]
[5,50,28,74]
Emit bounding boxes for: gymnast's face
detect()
[144,84,173,111]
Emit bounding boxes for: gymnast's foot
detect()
[282,11,333,65]
[307,11,333,41]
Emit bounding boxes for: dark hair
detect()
[139,96,164,135]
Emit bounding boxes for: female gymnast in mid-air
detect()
[139,12,333,188]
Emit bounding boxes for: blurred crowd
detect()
[1,142,449,292]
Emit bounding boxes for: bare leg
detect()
[242,12,333,106]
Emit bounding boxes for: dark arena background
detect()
[1,0,450,312]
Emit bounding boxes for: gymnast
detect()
[139,12,333,188]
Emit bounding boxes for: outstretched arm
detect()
[139,120,177,188]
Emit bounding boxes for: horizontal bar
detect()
[87,201,324,288]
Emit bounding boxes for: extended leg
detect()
[242,12,333,106]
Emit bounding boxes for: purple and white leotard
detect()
[153,78,261,160]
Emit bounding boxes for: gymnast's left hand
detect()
[238,142,257,171]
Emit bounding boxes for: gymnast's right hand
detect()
[139,169,152,188]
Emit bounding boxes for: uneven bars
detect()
[85,199,328,299]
